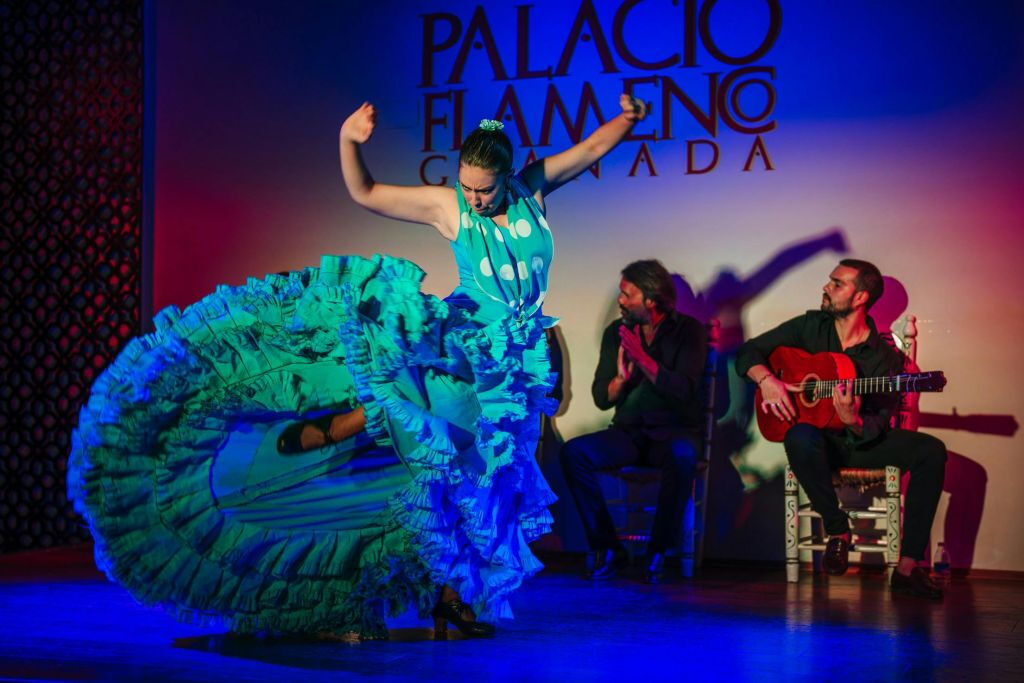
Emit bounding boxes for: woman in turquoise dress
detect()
[68,95,647,640]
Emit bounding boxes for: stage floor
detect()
[1,547,1021,682]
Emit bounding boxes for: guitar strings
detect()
[790,374,942,398]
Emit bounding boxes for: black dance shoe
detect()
[276,414,335,454]
[432,599,497,639]
[890,567,944,600]
[644,552,665,585]
[823,535,850,576]
[588,546,629,581]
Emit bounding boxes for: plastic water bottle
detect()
[933,542,951,585]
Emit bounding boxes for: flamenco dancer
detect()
[69,94,647,639]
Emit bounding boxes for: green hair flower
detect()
[478,119,504,132]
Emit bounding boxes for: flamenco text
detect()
[417,0,780,184]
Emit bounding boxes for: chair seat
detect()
[832,467,888,490]
[609,460,711,486]
[610,466,663,485]
[787,463,902,582]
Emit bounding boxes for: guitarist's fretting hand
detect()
[760,374,801,423]
[832,379,863,434]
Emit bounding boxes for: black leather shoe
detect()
[588,546,629,580]
[432,599,497,639]
[823,535,850,576]
[644,552,665,585]
[277,414,335,454]
[891,567,944,600]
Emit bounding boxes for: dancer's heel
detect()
[276,407,366,455]
[431,600,496,639]
[276,414,335,454]
[433,615,448,641]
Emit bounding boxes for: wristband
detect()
[756,374,773,385]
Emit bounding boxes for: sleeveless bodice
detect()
[447,174,554,325]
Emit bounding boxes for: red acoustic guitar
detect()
[755,346,947,442]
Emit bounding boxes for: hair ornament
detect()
[478,118,504,131]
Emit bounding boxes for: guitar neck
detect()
[807,374,936,396]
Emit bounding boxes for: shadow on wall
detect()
[537,229,1013,569]
[541,228,851,559]
[677,228,849,562]
[533,325,583,553]
[870,277,1008,572]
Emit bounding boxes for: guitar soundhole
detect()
[800,373,821,407]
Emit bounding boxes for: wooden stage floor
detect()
[1,546,1021,682]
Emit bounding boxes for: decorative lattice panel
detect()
[0,0,143,551]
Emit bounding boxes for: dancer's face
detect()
[459,164,507,217]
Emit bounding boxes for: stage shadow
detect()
[680,229,849,561]
[941,451,988,572]
[550,228,849,559]
[173,627,475,670]
[918,411,1018,437]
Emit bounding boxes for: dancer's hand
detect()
[341,102,376,144]
[620,93,648,123]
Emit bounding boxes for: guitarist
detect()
[736,259,947,599]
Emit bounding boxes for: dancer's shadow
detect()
[676,229,849,561]
[533,325,583,552]
[851,276,1006,573]
[916,405,1016,572]
[560,229,847,560]
[174,627,482,671]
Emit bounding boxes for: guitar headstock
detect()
[899,371,947,392]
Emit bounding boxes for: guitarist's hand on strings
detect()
[759,375,801,423]
[832,379,863,431]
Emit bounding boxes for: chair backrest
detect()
[699,319,721,464]
[894,315,920,431]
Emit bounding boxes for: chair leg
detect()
[885,465,901,579]
[693,465,709,572]
[785,464,799,583]
[681,494,695,578]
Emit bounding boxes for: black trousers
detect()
[783,423,947,560]
[560,427,699,554]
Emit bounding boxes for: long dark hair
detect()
[622,259,676,313]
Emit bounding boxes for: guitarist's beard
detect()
[821,294,853,319]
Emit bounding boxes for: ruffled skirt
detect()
[68,254,557,636]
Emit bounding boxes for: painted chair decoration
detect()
[784,315,919,582]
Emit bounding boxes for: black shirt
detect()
[735,310,905,447]
[592,311,707,439]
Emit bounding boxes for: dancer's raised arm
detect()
[521,94,647,200]
[339,102,458,239]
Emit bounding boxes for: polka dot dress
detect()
[451,175,553,322]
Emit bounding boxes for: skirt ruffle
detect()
[69,254,556,633]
